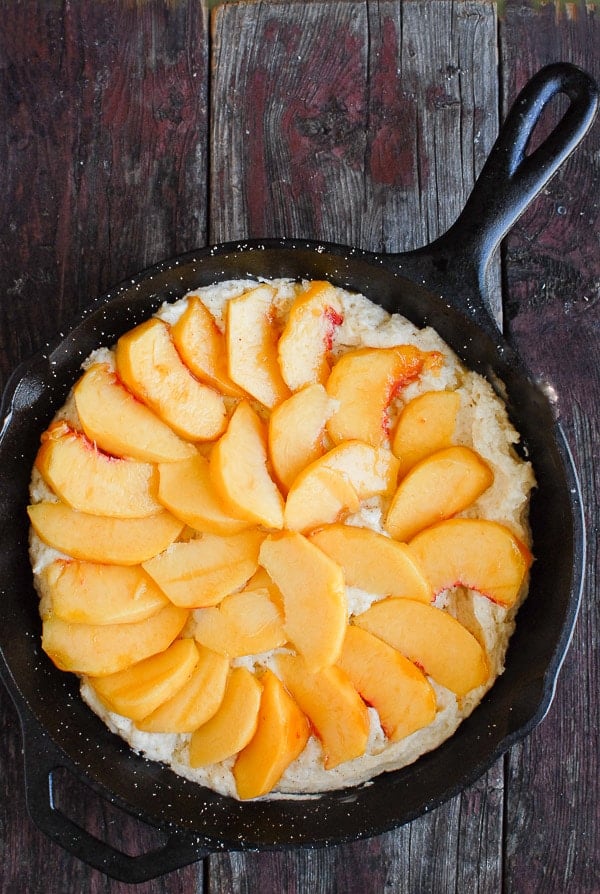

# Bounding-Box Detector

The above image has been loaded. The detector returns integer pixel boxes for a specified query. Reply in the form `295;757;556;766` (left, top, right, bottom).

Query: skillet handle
18;707;210;883
392;62;599;324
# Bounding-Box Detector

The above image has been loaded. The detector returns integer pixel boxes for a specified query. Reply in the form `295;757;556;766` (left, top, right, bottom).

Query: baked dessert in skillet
28;278;535;800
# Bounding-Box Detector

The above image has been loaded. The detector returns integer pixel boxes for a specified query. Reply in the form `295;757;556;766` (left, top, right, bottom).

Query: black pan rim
0;237;586;856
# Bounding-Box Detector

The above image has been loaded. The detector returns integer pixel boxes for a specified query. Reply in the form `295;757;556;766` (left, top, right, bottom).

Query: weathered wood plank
206;764;505;894
210;0;500;303
210;0;501;320
211;0;498;248
0;2;209;890
499;3;600;891
208;2;504;891
362;0;499;253
0;0;210;395
210;0;370;245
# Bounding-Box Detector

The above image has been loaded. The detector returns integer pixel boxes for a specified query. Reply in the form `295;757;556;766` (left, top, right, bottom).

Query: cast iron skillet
0;63;597;883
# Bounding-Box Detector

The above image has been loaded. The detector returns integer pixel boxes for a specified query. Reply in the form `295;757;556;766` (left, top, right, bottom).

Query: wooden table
1;2;598;891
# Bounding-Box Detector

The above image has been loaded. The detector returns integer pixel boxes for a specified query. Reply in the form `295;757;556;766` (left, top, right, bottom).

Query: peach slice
73;362;195;463
337;626;436;741
189;667;263;767
408;518;532;607
115;317;227;441
283;464;360;533
214;586;286;649
385;446;494;542
35;421;162;519
142;529;264;608
210;401;285;530
157;452;253;535
277;281;344;391
41;602;189;676
226;284;290;408
193;587;286;657
137;645;229;733
259;532;347;670
86;638;200;720
233;668;310;799
318;440;400;499
268;384;336;492
308;524;431;603
170;294;245;397
326;346;442;446
283;441;399;533
392;389;460;476
244;567;285;615
41;560;169;625
354;597;490;696
28;502;185;565
276;653;370;769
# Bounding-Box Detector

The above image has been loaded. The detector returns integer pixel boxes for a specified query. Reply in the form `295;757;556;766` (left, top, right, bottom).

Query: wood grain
0;0;210;394
0;2;209;891
499;3;600;891
208;2;503;890
210;0;498;247
211;0;503;319
0;0;598;891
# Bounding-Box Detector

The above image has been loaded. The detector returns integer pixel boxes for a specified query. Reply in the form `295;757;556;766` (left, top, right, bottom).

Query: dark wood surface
1;1;598;891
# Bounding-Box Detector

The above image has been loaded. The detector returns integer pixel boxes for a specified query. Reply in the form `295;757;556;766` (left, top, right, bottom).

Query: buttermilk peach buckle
28;279;534;800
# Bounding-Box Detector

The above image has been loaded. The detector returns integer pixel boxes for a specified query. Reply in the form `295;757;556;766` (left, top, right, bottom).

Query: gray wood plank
362;0;499;252
0;0;210;393
205;763;504;894
211;0;501;318
499;6;600;891
208;2;503;891
210;0;499;246
0;2;210;889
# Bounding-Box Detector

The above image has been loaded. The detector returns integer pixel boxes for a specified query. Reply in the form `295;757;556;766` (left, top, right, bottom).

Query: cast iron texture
0;63;596;882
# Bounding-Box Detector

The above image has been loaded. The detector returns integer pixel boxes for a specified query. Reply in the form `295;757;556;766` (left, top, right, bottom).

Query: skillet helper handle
19;712;210;883
401;62;599;308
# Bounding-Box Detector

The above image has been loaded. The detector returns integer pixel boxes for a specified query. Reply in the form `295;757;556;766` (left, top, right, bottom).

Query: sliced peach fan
28;278;534;801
